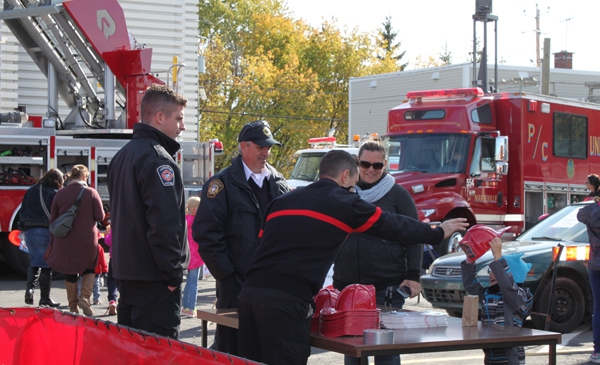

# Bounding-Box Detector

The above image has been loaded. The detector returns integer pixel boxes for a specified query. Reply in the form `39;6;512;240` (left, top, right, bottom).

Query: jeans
590;269;600;353
182;268;200;310
77;274;101;301
93;275;101;302
344;285;404;365
24;228;51;268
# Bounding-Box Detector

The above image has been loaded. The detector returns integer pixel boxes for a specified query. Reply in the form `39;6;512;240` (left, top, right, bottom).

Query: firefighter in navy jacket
237;150;468;365
193;120;290;355
108;85;189;339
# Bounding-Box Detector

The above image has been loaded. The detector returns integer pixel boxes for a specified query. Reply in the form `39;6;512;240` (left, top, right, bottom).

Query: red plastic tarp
0;307;260;365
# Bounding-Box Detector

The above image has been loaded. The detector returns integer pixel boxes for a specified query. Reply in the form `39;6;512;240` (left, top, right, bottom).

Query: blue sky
285;0;599;72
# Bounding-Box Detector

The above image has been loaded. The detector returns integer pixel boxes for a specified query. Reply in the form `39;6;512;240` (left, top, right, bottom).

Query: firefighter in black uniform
237;150;468;365
108;84;189;339
192;120;290;355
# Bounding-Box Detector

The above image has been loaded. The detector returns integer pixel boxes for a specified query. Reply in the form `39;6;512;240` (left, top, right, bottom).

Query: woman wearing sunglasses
333;139;421;365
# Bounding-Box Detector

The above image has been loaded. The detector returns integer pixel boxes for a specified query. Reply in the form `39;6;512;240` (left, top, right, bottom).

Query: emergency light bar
308;136;336;149
406;88;484;100
552;245;590;261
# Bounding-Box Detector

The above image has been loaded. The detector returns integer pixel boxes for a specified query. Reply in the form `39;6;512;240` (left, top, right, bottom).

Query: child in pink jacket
181;197;204;318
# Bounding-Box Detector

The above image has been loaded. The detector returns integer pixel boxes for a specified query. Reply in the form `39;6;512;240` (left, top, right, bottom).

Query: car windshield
384;134;470;173
518;203;590;243
289;153;323;182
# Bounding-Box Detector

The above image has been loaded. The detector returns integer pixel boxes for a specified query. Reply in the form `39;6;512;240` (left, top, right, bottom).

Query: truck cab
287;137;359;189
385;88;510;255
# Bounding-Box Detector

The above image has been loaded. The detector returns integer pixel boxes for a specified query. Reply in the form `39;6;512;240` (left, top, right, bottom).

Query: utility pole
535;4;540;67
524;4;549;68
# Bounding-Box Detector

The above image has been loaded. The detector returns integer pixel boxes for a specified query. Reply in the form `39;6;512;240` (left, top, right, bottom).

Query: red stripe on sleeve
354;207;382;233
258;229;263;238
265;207;383;234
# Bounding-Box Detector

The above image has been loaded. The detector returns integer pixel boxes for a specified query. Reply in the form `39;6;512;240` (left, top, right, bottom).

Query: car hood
429;239;582;267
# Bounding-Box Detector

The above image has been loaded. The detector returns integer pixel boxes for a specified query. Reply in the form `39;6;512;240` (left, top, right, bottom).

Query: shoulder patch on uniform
157;165;175;186
206;180;224;198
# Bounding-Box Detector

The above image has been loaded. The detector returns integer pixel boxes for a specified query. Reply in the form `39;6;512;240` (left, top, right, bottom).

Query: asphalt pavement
0;268;597;364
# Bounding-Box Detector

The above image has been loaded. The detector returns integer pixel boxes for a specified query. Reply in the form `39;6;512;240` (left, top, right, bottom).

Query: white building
349;63;600;141
0;0;200;141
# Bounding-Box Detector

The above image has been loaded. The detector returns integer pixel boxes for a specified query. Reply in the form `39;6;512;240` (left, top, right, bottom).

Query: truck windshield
289;152;323;182
384;134;470;173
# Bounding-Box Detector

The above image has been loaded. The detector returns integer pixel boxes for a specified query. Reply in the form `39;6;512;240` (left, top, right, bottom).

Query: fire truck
384;87;595;255
0;0;220;275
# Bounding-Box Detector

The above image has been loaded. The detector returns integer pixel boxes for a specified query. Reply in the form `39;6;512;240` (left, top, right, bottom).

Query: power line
199;109;348;123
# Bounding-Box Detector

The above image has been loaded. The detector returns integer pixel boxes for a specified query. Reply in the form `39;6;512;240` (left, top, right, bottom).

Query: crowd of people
18;84;600;365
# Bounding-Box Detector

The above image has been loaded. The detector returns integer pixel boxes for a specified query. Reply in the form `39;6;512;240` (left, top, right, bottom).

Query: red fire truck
0;0;220;275
385;87;595;255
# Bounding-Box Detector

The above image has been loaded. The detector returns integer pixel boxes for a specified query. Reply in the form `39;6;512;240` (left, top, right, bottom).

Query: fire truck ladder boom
0;0;123;128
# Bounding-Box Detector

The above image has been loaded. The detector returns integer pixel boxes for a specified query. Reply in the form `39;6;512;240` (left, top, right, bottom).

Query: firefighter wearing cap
192;120;290;355
237;150;468;365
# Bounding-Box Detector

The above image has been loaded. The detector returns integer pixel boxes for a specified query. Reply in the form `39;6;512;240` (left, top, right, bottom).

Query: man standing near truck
108;84;189;339
193;120;290;355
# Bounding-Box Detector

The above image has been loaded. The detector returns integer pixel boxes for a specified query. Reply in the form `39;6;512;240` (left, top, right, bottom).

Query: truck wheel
1;235;29;277
531;277;584;333
434;230;464;256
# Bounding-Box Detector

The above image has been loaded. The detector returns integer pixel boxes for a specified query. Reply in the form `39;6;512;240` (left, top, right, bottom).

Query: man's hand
440;218;469;239
489;237;503;260
400;280;421;299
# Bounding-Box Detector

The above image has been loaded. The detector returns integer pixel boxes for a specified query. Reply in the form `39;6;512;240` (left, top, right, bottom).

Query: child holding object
461;237;534;365
181;196;204;318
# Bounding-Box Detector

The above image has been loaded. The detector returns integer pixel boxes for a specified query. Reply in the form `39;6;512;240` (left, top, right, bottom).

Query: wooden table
196;309;561;365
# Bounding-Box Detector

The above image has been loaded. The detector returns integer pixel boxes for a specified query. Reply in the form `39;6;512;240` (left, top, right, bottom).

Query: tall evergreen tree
376;16;407;70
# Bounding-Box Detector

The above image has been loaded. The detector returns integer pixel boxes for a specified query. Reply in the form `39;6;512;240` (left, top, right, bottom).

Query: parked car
420;201;593;333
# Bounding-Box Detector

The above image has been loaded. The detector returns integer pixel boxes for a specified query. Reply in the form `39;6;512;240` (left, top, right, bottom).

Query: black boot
38;271;60;308
25;266;40;305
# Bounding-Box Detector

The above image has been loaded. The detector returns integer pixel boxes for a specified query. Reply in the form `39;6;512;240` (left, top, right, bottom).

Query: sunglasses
239;121;270;142
359;161;385;170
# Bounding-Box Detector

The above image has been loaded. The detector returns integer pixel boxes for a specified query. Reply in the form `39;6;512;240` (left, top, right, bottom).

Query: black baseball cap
238;120;281;147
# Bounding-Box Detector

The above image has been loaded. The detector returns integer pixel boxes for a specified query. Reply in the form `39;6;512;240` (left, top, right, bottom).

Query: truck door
466;136;508;221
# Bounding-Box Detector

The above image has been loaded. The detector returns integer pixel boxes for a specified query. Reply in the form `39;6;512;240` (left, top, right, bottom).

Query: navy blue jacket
107;123;189;287
20;184;57;229
192;155;289;283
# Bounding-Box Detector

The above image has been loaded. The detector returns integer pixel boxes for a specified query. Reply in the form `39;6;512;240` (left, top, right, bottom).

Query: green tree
375;16;407;71
439;42;452;65
196;0;385;175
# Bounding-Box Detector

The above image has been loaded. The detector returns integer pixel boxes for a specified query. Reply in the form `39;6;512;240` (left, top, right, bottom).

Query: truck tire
435;229;465;256
531;277;585;333
1;235;29;277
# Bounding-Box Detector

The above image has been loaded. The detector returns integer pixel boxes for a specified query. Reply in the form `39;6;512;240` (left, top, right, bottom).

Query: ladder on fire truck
0;0;156;131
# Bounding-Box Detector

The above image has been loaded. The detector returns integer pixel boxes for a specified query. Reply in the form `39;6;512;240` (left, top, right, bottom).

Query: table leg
201;319;208;348
360;354;368;365
549;342;556;365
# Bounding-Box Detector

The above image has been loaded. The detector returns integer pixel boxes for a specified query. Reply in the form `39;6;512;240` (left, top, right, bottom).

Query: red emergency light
210;139;223;154
308;137;336;144
406;88;484;100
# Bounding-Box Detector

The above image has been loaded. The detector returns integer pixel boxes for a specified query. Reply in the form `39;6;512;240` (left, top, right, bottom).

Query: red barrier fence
0;307;260;365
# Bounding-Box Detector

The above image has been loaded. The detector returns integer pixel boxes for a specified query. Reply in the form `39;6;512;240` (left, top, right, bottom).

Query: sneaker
93;300;102;305
187;308;196;318
108;300;117;316
591;353;600;363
